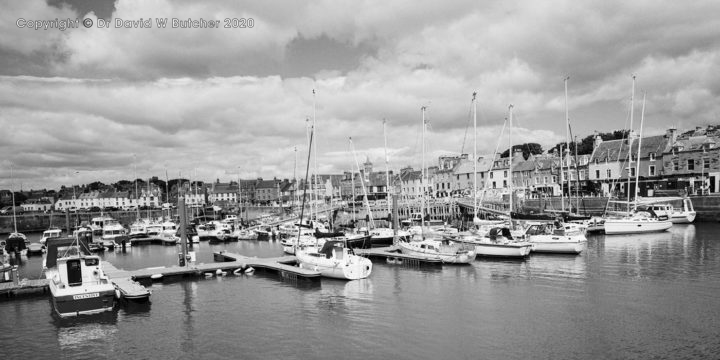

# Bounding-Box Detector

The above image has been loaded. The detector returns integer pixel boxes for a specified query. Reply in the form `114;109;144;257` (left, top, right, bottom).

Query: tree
500;143;544;159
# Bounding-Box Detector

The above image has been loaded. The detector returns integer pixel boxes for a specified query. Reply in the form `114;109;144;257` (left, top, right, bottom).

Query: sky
1;0;720;191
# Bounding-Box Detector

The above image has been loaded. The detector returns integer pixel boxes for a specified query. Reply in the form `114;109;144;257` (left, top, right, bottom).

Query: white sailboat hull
474;242;532;257
530;241;583;254
295;249;372;280
397;240;476;264
604;219;672;235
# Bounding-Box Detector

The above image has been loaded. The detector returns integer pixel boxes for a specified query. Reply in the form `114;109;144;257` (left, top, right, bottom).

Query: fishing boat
39;227;63;245
44;237;116;317
90;215;116;236
128;219;150;238
295;240;372;280
3;233;27;257
100;218;126;248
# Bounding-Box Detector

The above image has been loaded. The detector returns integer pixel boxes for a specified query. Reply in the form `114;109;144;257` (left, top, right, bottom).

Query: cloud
2;0;720;190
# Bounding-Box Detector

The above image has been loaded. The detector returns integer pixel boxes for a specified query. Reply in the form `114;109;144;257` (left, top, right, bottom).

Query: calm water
2;224;720;359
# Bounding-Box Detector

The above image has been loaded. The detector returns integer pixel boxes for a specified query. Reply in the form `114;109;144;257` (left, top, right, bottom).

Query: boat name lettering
73;292;100;300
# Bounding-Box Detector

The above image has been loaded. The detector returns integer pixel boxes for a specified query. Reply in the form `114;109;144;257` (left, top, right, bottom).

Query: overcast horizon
2;0;719;191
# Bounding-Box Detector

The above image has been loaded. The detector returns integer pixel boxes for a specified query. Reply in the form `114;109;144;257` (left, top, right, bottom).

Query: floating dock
213;251;321;281
355;246;443;267
129;237;178;246
0;278;49;298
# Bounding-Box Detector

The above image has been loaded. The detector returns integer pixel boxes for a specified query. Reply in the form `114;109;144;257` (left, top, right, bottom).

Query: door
67;259;83;286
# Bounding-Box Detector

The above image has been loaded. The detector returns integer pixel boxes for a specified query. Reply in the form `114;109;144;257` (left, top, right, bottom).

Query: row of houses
4;125;719;212
318;125;720;201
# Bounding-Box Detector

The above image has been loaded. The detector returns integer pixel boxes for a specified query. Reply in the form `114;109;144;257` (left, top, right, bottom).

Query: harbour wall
0;206;286;234
519;195;720;222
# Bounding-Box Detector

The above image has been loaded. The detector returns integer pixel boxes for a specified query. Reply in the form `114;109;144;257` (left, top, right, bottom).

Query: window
492;181;497;189
594;158;599;165
687;159;694;171
703;157;710;169
673;160;679;171
595;170;600;179
579;172;585;180
503;180;507;187
552;176;557;183
630;168;636;177
503;170;508;178
543;176;548;184
606;169;612;178
649;152;656;161
490;172;494;179
649;165;656;176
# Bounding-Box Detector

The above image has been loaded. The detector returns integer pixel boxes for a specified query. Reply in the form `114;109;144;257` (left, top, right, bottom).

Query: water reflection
54;311;118;352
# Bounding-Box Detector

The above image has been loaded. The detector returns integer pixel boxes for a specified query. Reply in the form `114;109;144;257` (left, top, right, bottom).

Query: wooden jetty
213;251;321;281
355;246;443;267
129;236;178;246
0;278;49;298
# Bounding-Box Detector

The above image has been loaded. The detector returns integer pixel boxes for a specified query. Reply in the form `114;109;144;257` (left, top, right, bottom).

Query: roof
591;134;669;162
453;156;495;175
213;183;239;194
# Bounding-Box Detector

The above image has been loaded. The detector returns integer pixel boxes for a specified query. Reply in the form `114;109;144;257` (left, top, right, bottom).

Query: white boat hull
473;242;532;258
397;241;476;264
604;219;672;235
295;248;372;280
530;241;583;254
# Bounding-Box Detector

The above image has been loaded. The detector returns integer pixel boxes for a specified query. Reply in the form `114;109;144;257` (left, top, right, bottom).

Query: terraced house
660;126;720;195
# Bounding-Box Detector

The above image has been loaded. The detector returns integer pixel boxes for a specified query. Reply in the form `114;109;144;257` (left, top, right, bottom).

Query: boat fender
233;268;243;275
205;272;214;278
150;274;163;280
245;267;255;274
115;289;121;299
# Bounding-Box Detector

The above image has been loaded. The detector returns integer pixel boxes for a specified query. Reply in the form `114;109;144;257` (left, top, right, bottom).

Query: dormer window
594;158;599;165
649;152;656;161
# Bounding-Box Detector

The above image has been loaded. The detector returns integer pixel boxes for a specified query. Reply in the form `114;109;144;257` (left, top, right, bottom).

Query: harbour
2;224;720;359
4;0;720;358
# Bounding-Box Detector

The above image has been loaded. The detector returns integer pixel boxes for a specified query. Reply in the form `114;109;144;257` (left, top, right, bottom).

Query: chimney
593;131;603;150
665;126;677;144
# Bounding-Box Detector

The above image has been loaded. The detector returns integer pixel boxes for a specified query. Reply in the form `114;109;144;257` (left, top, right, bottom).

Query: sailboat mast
297;126;314;245
135;154;140;220
10;164;17;233
383;119;391;219
305;118;312;221
635;92;646;204
293;146;298;210
627;75;636;211
508;105;514;218
562;76;570;212
421;106;426;237
312;89;319;222
349;138;374;228
472;92;478;219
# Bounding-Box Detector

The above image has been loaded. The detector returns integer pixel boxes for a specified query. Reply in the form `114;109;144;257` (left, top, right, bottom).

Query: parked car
0;206;24;215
